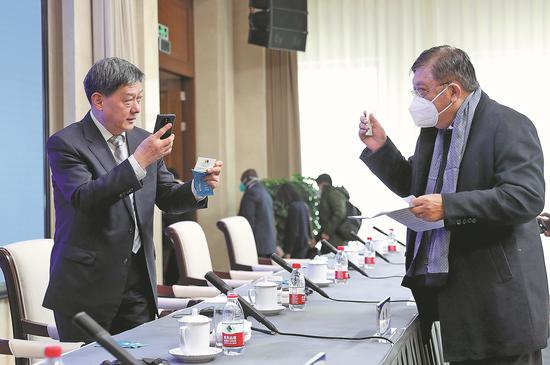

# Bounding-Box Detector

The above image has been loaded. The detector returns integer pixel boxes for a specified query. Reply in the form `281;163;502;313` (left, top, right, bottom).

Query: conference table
60;253;445;365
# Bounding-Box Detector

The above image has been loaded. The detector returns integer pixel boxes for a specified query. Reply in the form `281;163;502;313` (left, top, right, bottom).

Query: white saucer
169;347;222;363
312;279;333;287
255;304;286;315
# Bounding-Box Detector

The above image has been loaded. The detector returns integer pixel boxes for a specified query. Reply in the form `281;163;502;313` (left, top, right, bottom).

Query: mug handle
179;326;188;349
247;288;256;305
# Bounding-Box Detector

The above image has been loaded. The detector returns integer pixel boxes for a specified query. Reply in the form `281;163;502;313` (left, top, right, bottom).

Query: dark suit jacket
361;92;548;361
238;182;276;256
43;112;206;323
282;201;311;258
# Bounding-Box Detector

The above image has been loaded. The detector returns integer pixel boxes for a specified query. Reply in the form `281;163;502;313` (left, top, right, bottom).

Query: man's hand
538;212;550;237
410;194;444;222
204;160;223;190
321;233;330;241
134;123;174;169
358;111;387;152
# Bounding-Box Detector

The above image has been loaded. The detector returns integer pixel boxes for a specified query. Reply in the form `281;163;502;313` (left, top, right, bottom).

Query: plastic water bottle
363;237;376;269
388;228;397;252
44;345;64;365
222;292;245;355
334;246;349;284
289;263;306;311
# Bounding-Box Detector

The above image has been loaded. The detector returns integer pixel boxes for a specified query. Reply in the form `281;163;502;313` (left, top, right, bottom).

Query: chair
0;338;82;361
166;221;271;285
0;240;58;343
216;216;279;271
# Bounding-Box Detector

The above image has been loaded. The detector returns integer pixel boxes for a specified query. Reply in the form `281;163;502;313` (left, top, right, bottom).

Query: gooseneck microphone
349;231;391;264
270;254;330;298
372;226;407;248
204;271;279;333
72;312;143;365
320;240;402;280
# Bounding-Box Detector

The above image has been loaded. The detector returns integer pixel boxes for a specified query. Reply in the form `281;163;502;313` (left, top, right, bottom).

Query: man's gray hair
83;57;144;102
411;45;480;92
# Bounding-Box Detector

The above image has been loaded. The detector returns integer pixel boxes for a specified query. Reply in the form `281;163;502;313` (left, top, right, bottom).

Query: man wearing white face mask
358;45;547;365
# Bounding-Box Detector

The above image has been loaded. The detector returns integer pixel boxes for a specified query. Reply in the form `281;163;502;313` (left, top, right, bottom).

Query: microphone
320;240;371;278
204;271;279;333
270;254;330;299
372;226;406;248
72;312;143;365
349;231;391;263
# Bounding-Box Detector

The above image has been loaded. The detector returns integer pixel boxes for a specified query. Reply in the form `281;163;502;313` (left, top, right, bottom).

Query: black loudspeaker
248;0;308;52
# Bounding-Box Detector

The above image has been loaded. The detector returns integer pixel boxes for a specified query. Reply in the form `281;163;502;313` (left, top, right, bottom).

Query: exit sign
158;23;169;40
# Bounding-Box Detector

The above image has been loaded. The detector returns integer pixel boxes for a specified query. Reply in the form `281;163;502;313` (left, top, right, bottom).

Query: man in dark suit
44;57;223;341
358;46;547;364
238;169;276;257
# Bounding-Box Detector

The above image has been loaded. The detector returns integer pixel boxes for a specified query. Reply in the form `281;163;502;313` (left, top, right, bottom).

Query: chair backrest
166;221;213;285
216;216;259;270
0;239;55;341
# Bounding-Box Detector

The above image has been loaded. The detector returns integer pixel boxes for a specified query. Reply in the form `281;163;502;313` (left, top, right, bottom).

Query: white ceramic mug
178;308;211;354
247;281;278;309
307;260;328;282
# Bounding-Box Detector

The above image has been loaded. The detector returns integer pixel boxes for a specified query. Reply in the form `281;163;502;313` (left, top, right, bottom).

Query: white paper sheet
350;195;444;232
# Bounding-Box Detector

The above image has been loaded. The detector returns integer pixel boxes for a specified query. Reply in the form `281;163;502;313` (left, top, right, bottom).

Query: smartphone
154;114;175;139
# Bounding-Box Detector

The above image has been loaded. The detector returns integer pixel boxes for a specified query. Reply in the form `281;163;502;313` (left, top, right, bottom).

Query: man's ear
90;92;103;111
450;83;462;103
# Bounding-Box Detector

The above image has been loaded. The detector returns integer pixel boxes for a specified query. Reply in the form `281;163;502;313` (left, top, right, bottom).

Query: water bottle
363;237;376;269
288;263;306;311
222;292;245;355
334;246;349;284
388;228;397;252
44;345;64;365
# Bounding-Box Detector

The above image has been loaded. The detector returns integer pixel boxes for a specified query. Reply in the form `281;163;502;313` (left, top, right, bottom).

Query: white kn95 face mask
408;84;454;128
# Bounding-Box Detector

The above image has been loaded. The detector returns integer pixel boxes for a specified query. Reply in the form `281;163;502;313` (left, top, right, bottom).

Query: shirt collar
90;109;126;142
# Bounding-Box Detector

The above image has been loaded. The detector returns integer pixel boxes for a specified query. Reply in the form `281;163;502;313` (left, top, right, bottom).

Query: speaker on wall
248;0;308;52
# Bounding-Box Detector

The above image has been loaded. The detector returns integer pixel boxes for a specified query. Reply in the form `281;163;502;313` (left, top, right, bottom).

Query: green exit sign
158;23;169;40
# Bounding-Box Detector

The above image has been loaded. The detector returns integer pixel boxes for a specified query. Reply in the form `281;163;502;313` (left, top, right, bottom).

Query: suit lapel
82;113;135;219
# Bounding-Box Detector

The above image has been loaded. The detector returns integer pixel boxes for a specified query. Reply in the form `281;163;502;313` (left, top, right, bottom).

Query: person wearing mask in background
358;45;546;364
44;57;223;341
315;173;348;252
538;212;550;237
276;183;313;259
238;169;277;257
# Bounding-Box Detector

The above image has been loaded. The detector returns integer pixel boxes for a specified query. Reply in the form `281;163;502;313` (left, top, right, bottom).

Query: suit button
457;220;461;225
467;218;472;223
122;258;129;265
128;188;134;193
472;218;477;223
128;227;134;235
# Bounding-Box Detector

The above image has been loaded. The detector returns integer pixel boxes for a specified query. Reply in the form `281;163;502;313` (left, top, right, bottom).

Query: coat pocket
61;245;96;266
487;243;513;283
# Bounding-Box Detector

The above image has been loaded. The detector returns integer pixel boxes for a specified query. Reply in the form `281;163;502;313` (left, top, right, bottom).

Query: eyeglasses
410;83;449;99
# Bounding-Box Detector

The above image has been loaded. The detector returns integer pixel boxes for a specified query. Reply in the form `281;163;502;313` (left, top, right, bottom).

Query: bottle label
222;322;244;347
365;256;375;265
335;270;348;280
388;245;397;252
289;293;306;305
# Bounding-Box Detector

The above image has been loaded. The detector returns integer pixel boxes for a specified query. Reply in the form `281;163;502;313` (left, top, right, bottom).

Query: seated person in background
276;183;313;259
238;169;277;257
538;212;550;237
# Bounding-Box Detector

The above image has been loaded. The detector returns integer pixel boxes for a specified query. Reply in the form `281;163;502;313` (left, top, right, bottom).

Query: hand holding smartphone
154;114;175;139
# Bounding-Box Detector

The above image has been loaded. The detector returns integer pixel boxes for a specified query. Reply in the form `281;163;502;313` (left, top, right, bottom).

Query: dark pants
451;350;542;365
55;247;155;342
